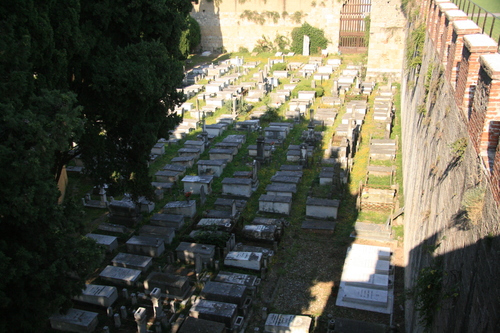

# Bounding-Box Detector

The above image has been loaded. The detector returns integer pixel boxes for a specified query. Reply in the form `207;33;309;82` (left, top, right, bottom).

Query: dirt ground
245;232;406;332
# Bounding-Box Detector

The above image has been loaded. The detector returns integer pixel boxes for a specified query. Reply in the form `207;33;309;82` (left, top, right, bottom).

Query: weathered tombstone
189;299;239;329
73;284;118;308
134;307;148;333
144;272;191;299
99;266;141;286
200;185;206;206
114;313;121;328
151;287;163;319
49;309;99;333
111;252;153;272
200;281;248;309
224;251;263;271
265;313;313;333
252;159;260;189
178;316;226;333
303;35;310;56
120;305;127;319
175;242;216;266
85;233;118;253
126;235;165;257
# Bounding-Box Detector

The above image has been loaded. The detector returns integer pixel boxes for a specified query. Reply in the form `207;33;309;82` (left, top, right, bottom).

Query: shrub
291;22;328;55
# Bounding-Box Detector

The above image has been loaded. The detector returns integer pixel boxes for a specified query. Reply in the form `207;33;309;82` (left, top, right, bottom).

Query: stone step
351;222;393;242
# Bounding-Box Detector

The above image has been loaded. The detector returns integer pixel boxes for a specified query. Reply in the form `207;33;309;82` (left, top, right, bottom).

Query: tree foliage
179;16;201;59
291;22;329;55
0;0;192;330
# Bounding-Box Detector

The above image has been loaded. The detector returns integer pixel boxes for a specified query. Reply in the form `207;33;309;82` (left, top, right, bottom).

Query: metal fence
452;0;500;49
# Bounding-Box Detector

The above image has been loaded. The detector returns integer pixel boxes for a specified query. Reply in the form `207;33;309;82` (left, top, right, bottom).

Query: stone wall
402;1;500;331
191;0;341;53
365;0;406;81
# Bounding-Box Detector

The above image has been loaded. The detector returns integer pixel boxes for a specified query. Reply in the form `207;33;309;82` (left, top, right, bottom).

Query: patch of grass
357;210;390;224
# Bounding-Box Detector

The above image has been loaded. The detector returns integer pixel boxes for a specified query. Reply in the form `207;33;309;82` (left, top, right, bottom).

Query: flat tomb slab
144;272;190;299
214;271;261;290
189;299;238;329
242;224;278;242
176;242;215;265
222;178;253;197
214;198;247;212
331;317;389;333
163;200;197;218
150;213;185;230
125;235;165;257
270;175;301;185
50;308;99;333
340;267;391;290
111;252;153;272
336;285;392;314
280;165;303;171
197;218;234;232
259;194;293;215
171;155;196;167
85;233;118;253
265;183;297;197
99;265;141;286
139;225;175;244
224;251;263;271
264;313;312;333
73;284;118;308
306;197;340;219
301;219;336;233
200;281;247;308
347;243;392;260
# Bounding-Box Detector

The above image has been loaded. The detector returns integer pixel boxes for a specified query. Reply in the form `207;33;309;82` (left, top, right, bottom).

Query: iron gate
339;0;372;53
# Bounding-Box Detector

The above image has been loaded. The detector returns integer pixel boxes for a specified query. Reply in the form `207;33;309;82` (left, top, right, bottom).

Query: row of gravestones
58;54;363;333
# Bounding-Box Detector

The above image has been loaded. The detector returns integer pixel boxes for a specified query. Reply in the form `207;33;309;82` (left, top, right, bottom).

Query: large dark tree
0;0;192;331
74;0;192;198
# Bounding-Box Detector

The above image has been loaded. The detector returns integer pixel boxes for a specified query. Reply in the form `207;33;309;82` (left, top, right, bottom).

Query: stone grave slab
107;199;142;226
139;225;175;244
259;194;292;215
336;285;391;313
205;124;226;137
99;265;141;286
200;281;248;308
126;235;165;257
340;267;391;290
264;313;312;333
306;197;340;219
233;243;274;257
97;222;129;234
151;143;165;155
171;155;196;167
301;219;336;234
197;218;234;232
111;252;153;272
189;299;239;329
163;200;197;218
178;317;226;333
248;144;272;158
144;272;190;299
85;233;118;253
155;170;180;183
177;147;201;159
224;251;263;271
181;175;214;195
270;175;301;185
223;134;247;146
214;271;261;295
242;224;278;242
73;284;118;308
151;181;175;194
222;178;253;198
214;198;247;212
214;141;240;151
209;148;237;162
150;213;185;230
175;242;215;266
265;183;297;197
346;244;392;261
274;170;303;180
197;159;227;177
50;308;99;333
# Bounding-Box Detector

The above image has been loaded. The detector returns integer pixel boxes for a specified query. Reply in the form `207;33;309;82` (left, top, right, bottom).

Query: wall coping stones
463;34;498;52
479;54;500;80
452;19;481;34
444;9;467;21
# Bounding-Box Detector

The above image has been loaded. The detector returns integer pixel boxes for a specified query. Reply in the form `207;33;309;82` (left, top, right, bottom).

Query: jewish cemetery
2;0;500;332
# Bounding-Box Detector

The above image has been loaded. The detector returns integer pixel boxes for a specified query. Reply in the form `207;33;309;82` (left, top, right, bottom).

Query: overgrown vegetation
291;22;329;55
449;137;468;160
460;186;485;224
406;24;426;72
179;16;201;59
406;258;459;329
